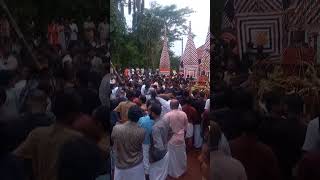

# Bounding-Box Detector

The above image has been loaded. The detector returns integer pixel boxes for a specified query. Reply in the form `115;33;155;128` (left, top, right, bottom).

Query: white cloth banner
114;162;145;180
142;144;150;175
194;124;203;148
149;152;170;180
168;143;187;178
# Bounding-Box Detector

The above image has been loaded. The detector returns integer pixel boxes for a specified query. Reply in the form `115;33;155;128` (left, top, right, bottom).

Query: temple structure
159;27;171;75
181;21;199;79
199;29;210;78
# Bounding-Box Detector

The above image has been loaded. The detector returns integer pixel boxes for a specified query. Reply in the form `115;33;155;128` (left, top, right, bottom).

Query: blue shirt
138;115;155;145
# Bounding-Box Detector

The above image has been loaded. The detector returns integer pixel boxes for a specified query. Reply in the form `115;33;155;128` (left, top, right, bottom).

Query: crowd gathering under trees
2;0;320;180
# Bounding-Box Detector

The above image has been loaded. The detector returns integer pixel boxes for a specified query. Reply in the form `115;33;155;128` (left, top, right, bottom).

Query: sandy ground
167;149;202;180
111;149;202;180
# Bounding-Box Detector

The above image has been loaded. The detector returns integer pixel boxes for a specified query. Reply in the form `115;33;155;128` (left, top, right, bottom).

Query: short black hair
58;138;104;180
139;95;146;104
126;89;135;101
230;88;253;110
149;88;157;99
146;98;161;108
149;102;162;116
93;105;111;133
170;99;179;110
184;97;191;105
240;111;261;134
199;91;205;98
128;105;144;122
52;89;82;122
264;91;282;112
284;94;304;115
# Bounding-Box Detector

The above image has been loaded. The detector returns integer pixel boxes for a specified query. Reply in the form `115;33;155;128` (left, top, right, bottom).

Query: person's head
208;121;222;151
170;99;179;110
52;89;82;124
231;88;253;111
58;137;104;180
92;105;111;134
139;95;146;104
126;89;135;101
128;105;144;123
284;94;304;118
184;96;191;105
25;89;48;114
148;102;162;120
264;91;282;115
199;91;206;99
149;87;157;99
240;110;261;136
76;68;89;88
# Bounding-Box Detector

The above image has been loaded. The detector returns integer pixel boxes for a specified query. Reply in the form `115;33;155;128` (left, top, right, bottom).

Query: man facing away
111;105;146;180
164;99;188;178
149;102;172;180
138;100;156;179
13;90;83;180
113;89;136;123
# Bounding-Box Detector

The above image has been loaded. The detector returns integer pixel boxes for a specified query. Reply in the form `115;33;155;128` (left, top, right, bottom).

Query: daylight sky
125;0;210;56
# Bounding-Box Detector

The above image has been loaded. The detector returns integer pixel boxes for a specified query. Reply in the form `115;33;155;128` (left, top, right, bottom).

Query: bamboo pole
0;0;40;70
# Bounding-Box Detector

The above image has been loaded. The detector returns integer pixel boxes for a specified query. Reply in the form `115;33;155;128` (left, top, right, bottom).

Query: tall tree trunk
128;0;131;14
141;0;144;12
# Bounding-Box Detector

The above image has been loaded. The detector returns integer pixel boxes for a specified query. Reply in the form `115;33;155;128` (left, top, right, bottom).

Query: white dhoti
193;124;203;148
149;152;170;180
114;162;145;180
168;143;187;178
186;123;194;138
142;144;150;175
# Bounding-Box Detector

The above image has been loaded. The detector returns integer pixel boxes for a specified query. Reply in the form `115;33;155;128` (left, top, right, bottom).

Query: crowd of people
207;38;320;180
0;14;111;180
109;69;210;180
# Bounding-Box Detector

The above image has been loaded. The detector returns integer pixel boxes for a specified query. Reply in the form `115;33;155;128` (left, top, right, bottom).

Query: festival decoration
181;21;199;79
236;13;283;60
159;26;171;75
199;28;210;78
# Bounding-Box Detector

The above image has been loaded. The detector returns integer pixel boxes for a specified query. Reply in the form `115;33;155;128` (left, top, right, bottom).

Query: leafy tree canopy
111;1;194;69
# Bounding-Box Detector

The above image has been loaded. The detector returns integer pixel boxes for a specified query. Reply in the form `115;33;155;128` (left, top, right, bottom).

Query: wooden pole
0;0;40;70
110;61;124;83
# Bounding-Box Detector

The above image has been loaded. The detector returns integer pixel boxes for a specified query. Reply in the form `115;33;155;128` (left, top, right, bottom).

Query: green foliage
111;2;193;69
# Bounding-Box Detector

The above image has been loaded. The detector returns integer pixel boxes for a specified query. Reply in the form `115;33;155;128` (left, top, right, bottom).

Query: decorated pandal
219;0;320;119
159;21;210;92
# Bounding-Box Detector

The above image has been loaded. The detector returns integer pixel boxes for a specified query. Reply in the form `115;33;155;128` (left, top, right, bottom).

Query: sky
125;0;210;56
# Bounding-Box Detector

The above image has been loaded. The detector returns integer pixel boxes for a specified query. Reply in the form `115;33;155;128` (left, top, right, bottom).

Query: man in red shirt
182;97;201;151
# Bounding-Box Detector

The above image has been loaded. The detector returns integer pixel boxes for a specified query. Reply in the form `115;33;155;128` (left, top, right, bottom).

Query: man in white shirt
69;19;78;41
98;17;108;46
302;117;320;152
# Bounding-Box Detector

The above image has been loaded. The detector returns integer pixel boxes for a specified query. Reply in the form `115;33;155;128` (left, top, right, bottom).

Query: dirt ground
111;149;202;180
167;149;202;180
